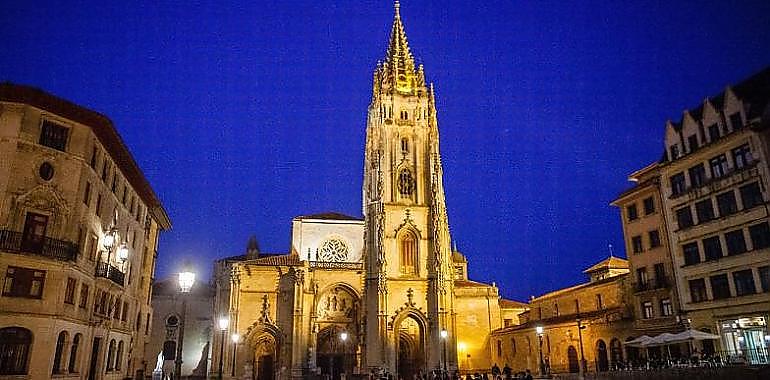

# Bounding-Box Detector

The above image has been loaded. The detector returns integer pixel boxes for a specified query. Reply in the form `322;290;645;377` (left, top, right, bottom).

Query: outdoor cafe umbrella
624;335;653;348
669;329;721;356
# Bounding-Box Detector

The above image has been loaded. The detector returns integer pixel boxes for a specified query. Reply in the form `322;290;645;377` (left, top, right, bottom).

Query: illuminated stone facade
0;84;171;379
210;3;523;379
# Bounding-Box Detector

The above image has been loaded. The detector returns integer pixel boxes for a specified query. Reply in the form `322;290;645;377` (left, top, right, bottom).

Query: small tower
246;235;260;259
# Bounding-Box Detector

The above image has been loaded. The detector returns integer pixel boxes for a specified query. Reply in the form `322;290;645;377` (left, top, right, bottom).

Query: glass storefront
719;316;769;364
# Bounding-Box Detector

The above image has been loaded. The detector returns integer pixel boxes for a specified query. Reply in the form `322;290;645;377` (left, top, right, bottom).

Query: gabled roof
500;298;528;309
295;212;363;221
583;256;629;274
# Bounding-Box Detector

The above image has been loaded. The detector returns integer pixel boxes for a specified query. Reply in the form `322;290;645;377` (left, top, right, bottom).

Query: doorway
596;340;608;372
567;346;579;373
396;316;424;380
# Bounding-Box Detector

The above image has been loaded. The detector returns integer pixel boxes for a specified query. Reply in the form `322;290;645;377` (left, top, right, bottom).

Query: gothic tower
363;1;457;375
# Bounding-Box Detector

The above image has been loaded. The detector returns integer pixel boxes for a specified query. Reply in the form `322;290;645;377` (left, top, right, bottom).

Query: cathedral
212;3;526;379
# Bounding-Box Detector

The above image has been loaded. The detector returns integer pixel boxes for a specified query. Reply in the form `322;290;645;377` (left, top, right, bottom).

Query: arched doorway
317;326;354;380
253;335;277;380
596;340;609;372
396;315;424;380
567;346;579;373
609;338;622;369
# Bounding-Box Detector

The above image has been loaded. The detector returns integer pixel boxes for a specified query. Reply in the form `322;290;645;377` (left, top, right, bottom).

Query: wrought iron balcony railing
95;262;125;286
0;229;78;261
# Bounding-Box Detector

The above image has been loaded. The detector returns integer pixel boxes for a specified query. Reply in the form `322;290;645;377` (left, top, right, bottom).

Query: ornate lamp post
340;331;348;379
536;326;545;377
175;267;196;380
231;333;240;377
102;227;117;262
440;330;448;375
218;317;229;379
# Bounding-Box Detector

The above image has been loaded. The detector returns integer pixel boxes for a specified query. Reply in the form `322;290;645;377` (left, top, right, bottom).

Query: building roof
583;256;628;274
247;253;302;266
454;279;493;288
499;298;528;309
294;212;363;221
0;82;171;229
530;272;628;302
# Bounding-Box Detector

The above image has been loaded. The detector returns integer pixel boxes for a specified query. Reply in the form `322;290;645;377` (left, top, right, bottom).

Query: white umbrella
624;335;653;347
645;333;678;347
669;329;720;343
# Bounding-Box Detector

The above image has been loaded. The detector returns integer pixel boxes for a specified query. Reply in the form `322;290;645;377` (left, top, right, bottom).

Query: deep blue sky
2;1;769;301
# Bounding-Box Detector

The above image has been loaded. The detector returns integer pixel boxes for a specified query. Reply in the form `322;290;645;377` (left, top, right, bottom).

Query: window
101;161;108;182
649;230;661;249
21;212;48;253
660;299;673;316
703;236;722;262
68;334;81;373
631;235;643;254
641;301;653;319
0;327;32;375
732;144;752;169
497;340;502;358
64;278;76;304
122;301;128;321
636;268;648;287
739;182;763;210
400;110;408;120
3;266;46;299
627;204;638;221
716;191;738;216
52;331;67;374
596;294;603;310
733;269;756;296
106;339;116;371
111;174;117;193
643;197;655;215
688;164;706;188
670;172;686;196
115;341;124;370
707;123;720;142
721;229;748;257
39;120;69;151
749;222;770;250
503;319;512;327
83;182;92;206
654;263;666;287
88;233;98;261
669;144;680;160
689;279;707;303
676;207;693;229
729;112;743;130
709;154;729;178
401;138;409;154
90;147;98;168
95;194;102;217
683;243;700;266
695;199;715;223
79;284;89;309
399;231;418;275
553;303;559;316
687;135;699;152
511;338;516;356
710;274;731;300
317;238;349;262
759;266;770;292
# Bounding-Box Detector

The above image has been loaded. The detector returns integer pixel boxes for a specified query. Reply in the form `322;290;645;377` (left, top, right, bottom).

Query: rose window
318;238;349;262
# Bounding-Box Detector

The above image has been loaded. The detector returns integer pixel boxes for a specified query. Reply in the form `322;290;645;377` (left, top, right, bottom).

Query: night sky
2;1;769;301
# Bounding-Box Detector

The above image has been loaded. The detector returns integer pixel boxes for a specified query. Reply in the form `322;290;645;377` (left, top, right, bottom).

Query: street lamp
340;331;348;379
536;326;545;377
231;333;240;377
174;266;196;380
440;330;448;375
218;317;229;379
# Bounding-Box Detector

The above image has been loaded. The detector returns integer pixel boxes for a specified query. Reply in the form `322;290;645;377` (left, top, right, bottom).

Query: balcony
635;277;670;293
95;262;125;286
0;229;78;261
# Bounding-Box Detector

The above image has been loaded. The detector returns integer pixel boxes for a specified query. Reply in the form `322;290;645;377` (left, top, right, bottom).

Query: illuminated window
400;231;418;275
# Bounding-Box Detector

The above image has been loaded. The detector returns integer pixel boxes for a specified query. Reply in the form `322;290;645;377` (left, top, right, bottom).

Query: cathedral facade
212;4;525;379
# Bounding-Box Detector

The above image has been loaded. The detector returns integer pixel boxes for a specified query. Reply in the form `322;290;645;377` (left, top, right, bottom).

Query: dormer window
707;124;720;142
687;135;699;153
669;144;680;160
729;113;743;130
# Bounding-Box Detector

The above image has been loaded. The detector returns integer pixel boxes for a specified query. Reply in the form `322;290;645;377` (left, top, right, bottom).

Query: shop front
718;316;769;365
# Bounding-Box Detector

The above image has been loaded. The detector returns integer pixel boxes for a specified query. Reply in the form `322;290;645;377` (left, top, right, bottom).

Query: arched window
115;341;124;371
68;333;81;373
106;339;116;371
399;231;418;275
52;331;68;374
401;138;409;154
0;327;32;375
318;238;349;262
400;110;408;120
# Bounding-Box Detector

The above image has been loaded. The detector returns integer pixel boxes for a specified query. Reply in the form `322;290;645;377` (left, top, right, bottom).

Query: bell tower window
400;231;418;275
398;168;414;197
400;110;408;120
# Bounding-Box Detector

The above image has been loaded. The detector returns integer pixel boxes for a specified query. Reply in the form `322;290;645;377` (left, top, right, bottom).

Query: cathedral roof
295;212;363;221
247;253;302;266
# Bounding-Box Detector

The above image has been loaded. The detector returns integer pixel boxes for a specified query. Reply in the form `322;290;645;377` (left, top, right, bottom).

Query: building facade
0;83;171;379
612;163;683;337
210;4;523;379
617;67;770;363
489;257;635;375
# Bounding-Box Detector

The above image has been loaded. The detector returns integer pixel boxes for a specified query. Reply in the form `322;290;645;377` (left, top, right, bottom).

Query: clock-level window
400;231;418;275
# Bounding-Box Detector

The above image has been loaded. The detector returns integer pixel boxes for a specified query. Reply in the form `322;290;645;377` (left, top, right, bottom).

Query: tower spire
385;0;416;77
